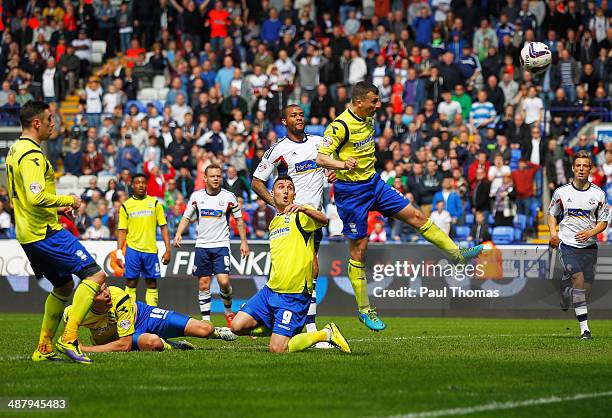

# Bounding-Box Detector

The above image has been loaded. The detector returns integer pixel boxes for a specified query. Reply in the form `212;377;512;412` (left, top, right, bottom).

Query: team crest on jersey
29;182;42;194
258;162;269;172
148;202;153;208
219;200;225;207
323;136;333;147
285;214;291;223
589;198;596;205
119;319;131;330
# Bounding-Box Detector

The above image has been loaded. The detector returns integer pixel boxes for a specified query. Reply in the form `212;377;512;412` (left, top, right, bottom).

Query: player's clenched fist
71;195;82;209
343;157;357;170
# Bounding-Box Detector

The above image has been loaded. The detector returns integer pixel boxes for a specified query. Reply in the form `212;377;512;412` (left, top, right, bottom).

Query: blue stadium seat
464;213;474;226
510;149;522;161
488;214;494;225
124;100;146;114
454;226;470;241
492;226;514;244
514;227;523;242
514;214;527;230
305;125;325;136
275;124;287;138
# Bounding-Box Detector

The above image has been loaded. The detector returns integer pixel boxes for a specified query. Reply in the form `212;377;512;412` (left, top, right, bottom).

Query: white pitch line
350;333;573;342
379;391;612;418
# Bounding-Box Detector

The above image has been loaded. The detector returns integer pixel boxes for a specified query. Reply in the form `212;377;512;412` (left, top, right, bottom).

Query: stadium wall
1;241;612;319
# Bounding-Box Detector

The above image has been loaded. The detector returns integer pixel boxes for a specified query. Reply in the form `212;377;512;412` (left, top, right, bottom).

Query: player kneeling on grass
230;176;351;353
63;283;236;352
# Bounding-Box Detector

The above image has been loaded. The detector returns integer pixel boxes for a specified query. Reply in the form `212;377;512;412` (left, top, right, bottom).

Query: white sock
199;290;211;322
323;327;332;341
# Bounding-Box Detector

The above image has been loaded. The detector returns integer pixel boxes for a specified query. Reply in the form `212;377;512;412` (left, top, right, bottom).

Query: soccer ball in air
520;42;552;75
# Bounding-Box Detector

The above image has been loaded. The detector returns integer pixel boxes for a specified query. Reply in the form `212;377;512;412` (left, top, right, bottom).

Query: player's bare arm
173;217;191;248
81;336;133;353
116;228;127;268
235;217;250;258
316;153;357;171
547;215;560;248
575;221;608;243
160;224;172;265
251;177;275;206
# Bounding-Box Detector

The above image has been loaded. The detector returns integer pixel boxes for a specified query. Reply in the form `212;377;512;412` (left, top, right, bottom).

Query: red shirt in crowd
208;9;230;38
511;162;540;199
144;162;176;199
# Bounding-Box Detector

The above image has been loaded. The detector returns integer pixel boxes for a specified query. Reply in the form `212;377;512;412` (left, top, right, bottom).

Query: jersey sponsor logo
269;226;290;239
295;159;318;173
29;182;42;194
129;209;154;218
200;208;223;218
353;135;374;150
567;208;590;218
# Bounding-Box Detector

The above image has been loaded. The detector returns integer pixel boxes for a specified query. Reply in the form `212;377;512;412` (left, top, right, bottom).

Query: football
520;42;553;74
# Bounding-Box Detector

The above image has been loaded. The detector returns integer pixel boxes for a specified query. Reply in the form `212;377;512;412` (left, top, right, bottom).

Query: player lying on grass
63;283;236;352
230;176;351;354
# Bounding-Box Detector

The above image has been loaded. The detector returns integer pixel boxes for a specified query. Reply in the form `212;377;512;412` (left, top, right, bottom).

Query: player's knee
191;320;214;337
268;341;288;353
142;335;164;351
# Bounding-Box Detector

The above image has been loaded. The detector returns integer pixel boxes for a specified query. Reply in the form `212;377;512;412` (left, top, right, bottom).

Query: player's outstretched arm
81;336;132;352
316;153;356;171
251;177;275;206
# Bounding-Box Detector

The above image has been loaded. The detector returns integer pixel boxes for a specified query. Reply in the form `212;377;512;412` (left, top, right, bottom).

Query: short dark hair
19;101;49;128
273;175;294;187
281;104;302;119
351;81;379;102
572;150;593;167
205;164;222;175
132;173;146;183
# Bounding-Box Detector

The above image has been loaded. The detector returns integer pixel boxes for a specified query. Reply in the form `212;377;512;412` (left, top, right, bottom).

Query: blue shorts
131;301;191;350
559;243;598;284
240;285;310;337
124;246;161;279
21;229;101;287
334;173;410;239
194;247;230;277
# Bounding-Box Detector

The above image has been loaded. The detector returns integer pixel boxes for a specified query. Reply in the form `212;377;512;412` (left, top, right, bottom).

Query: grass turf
1;314;612;418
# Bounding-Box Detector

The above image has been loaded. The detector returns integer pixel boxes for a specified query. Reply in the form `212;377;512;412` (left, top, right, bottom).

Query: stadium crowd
1;0;612;244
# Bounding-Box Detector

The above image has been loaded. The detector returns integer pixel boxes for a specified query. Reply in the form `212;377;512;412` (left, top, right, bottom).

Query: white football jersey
253;134;325;210
549;182;609;248
183;189;241;248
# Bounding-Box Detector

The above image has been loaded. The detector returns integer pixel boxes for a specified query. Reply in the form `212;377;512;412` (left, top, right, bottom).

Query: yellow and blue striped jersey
118;196;167;254
5;138;75;244
320;108;376;182
267;205;320;294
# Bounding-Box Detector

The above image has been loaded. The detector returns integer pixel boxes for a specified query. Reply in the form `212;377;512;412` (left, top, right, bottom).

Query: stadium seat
514;227;523;242
488;214;494;225
137;88;158;102
464;213;474;226
305;125;325;136
514;214;527;230
510;149;522;161
58;176;78;188
97;175;116;188
124;100;146;113
78;175;96;188
157;88;169;101
91;52;103;65
454;226;470;241
91;41;107;64
492;226;514;244
153;75;166;90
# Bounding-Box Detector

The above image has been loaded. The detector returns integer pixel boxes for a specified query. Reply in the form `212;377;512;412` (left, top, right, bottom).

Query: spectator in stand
468;211;492;244
252;198;275;239
176;166;195;199
63;138;83;175
488;153;511;195
116;134;142;175
493;174;516;227
432;177;463;223
223;165;248;202
72;28;92;78
420;160;443;216
512;159;540;219
42;57;63;103
144;158;176;201
207;0;231;51
505;112;530;149
430;200;452;235
198;120;228;155
83;217;111;240
81;141;104;175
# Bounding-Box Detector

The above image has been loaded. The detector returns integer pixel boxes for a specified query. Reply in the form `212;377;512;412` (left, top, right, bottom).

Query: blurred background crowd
1;0;612;245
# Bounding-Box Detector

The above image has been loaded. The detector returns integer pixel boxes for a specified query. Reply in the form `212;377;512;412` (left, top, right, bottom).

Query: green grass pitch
1;314;612;418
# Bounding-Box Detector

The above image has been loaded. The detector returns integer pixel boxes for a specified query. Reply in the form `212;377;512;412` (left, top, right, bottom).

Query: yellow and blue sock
62;279;100;342
37;291;69;353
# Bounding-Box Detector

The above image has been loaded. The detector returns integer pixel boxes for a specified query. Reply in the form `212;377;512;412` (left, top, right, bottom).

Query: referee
117;174;172;306
548;151;609;339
